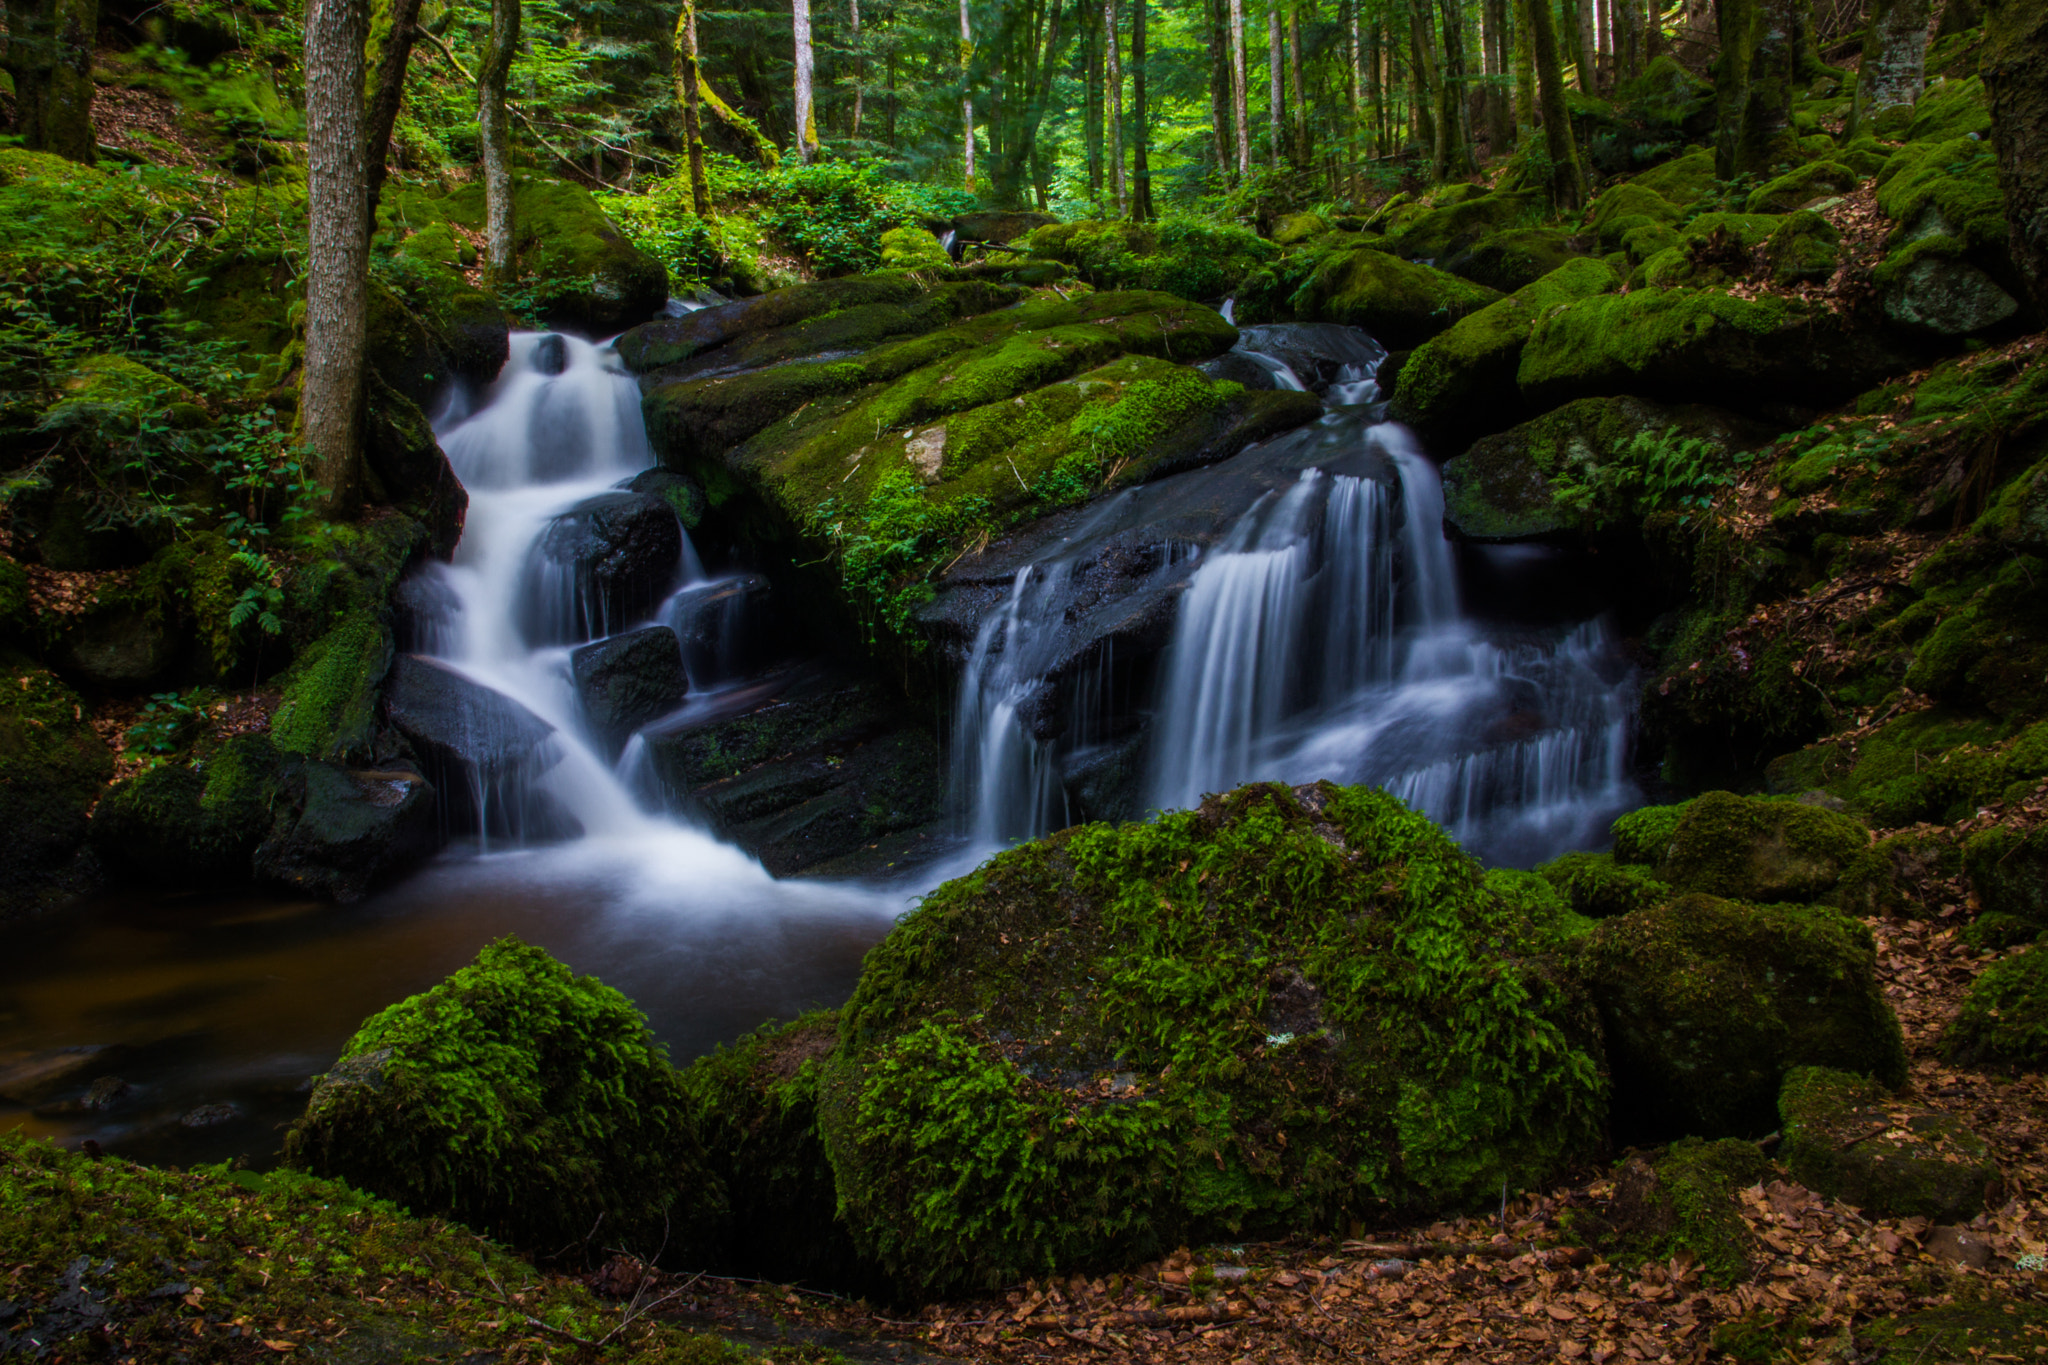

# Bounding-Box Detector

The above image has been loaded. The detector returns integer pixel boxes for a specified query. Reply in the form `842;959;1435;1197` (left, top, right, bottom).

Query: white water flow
417;333;895;908
950;563;1075;845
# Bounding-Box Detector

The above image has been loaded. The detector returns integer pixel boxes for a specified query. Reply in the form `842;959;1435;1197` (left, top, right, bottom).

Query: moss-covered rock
1588;182;1683;251
1778;1066;1998;1220
1517;288;1913;417
1290;246;1502;348
1744;161;1861;214
252;761;441;903
1389;191;1547;266
1594;1138;1771;1286
1443;226;1589;293
817;782;1607;1294
1630;150;1719;209
1873;137;2016;334
1766;210;1843;285
270;614;394;765
0;664;111;919
1536;851;1673;919
1861;1299;2048;1365
1943;946;2048;1070
1639;790;1871;902
1271;212;1330;245
89;734;289;890
1576;893;1907;1141
1022;218;1279;302
1905;75;1993;143
1394;257;1619;447
285;937;726;1256
880;225;951;270
1962;825;2048;925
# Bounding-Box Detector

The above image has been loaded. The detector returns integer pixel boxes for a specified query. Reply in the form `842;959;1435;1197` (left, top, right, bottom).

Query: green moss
0;663;111;917
1537;851;1672;918
879;225;950;270
0;1131;745;1364
820;782;1607;1295
1963;912;2042;951
1862;1299;2048;1365
1023;217;1278;301
1744;161;1860;214
1904;555;2048;717
1630;150;1719;209
1766;210;1842;284
1906;76;1992;142
90;733;287;889
1588;183;1682;250
1290;246;1503;348
1449;226;1588;292
270;613;394;764
1611;801;1685;865
1943;945;2048;1069
1389;191;1546;264
1963;825;2048;924
1831;831;1964;918
1778;1065;1997;1219
1649;790;1870;902
1576;893;1907;1140
285;937;726;1257
1875;138;2007;256
1602;1138;1771;1286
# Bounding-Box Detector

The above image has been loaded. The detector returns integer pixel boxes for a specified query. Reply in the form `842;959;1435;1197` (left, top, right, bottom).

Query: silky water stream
0;332;899;1164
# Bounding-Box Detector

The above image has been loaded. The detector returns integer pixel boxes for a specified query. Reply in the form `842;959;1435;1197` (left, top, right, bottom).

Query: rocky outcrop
1778;1066;1999;1221
570;625;688;753
254;763;441;903
519;491;683;646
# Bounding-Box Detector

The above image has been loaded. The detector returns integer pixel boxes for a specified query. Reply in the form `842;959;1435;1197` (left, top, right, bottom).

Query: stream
0;315;1642;1164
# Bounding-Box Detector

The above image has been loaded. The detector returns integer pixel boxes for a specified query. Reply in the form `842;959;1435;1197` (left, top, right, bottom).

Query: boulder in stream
1290;245;1503;348
382;654;569;839
254;762;441;903
816;781;1606;1295
285;937;728;1258
519;490;682;646
570;625;688;751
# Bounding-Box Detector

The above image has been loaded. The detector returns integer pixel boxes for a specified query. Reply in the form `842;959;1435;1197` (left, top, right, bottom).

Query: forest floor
607;888;2048;1365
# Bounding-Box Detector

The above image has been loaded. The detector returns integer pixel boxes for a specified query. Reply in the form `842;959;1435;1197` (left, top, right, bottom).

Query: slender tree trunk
960;0;975;190
1086;0;1104;200
1715;0;1797;178
1268;2;1284;167
1287;2;1306;164
1983;0;2048;313
363;0;424;214
1529;0;1588;207
1132;0;1153;219
1566;0;1594;88
1348;0;1365;186
886;49;897;148
2;0;99;162
1105;0;1126;212
672;0;712;217
478;0;518;278
1847;0;1933;138
1483;0;1512;152
1208;0;1232;178
1512;0;1536;127
304;0;369;519
849;0;863;138
793;0;818;161
1229;0;1252;176
1410;2;1441;176
1439;0;1477;175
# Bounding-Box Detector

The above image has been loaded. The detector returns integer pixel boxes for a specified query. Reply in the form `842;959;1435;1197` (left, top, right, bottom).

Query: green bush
1944;946;2048;1070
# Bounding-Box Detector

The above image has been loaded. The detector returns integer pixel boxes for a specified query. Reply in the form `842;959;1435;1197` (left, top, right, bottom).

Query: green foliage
284;937;728;1258
823;782;1607;1295
1550;424;1753;528
807;465;994;637
1943;946;2048;1070
123;690;203;758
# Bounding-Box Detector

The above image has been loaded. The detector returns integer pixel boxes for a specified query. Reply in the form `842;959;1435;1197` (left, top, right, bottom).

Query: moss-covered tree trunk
959;0;976;191
671;0;712;218
477;0;518;278
1132;0;1154;220
1847;0;1932;139
1;0;99;164
1983;0;2048;313
1512;0;1536;127
1206;0;1231;178
363;0;424;216
303;0;370;520
1566;0;1594;90
1484;0;1514;152
1085;1;1105;199
1714;0;1799;179
1529;0;1587;208
792;0;819;162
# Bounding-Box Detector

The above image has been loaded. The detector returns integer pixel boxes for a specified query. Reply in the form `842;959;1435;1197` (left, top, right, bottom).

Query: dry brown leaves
89;77;226;177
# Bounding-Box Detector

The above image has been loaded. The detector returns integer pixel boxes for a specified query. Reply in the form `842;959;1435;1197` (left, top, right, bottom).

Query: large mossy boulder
1387;190;1546;266
1290;246;1503;348
1593;1138;1771;1286
89;735;290;891
270;614;394;765
1612;790;1870;902
1394;257;1620;447
816;781;1607;1295
285;937;726;1256
1517;289;1914;417
0;664;111;919
1778;1066;1998;1220
1577;893;1907;1142
1861;1300;2048;1365
1943;946;2048;1070
1962;825;2048;926
1444;226;1589;293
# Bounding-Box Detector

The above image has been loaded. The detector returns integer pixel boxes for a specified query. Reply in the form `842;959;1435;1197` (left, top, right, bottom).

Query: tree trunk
1439;0;1477;176
1347;0;1365;183
2;0;99;163
1268;1;1284;167
1208;0;1232;177
1484;0;1513;152
1287;2;1306;164
478;0;518;278
1105;0;1125;213
1983;0;2048;313
304;0;370;520
1566;0;1594;88
960;0;976;190
1229;0;1252;176
793;0;819;161
1529;0;1588;207
1132;0;1153;219
699;73;781;166
1847;0;1933;138
1714;0;1798;179
848;0;863;138
672;0;712;217
1410;2;1441;176
363;0;424;214
1086;0;1104;200
1512;0;1536;126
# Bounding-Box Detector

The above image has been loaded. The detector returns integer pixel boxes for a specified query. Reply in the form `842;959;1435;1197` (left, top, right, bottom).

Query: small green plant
125;691;202;757
808;466;992;640
1552;424;1752;528
227;549;286;637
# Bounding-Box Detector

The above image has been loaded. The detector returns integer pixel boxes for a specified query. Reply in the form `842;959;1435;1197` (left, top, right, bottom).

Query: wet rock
1232;323;1387;393
180;1101;242;1128
57;595;181;688
570;626;688;751
615;275;930;372
0;1046;116;1104
382;655;566;839
532;332;570;375
666;574;775;682
519;491;681;646
91;735;290;890
84;1076;131;1110
1577;892;1907;1143
365;371;467;559
1778;1066;1998;1221
622;467;706;529
1883;256;2021;336
254;762;442;903
1197;350;1282;390
1290;246;1503;348
392;571;464;654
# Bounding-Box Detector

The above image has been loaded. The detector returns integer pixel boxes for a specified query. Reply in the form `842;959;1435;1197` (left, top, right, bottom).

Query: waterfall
949;563;1075;845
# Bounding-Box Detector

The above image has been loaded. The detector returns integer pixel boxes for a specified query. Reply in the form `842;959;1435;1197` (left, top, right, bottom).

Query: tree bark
793;0;819;161
1347;0;1365;181
1207;0;1232;177
1484;0;1514;152
1983;0;2048;313
1529;0;1587;207
1566;0;1594;88
1714;0;1798;178
1131;0;1153;219
363;0;424;214
304;0;370;520
2;0;99;163
1439;0;1477;176
478;0;518;278
672;0;712;217
1847;0;1932;139
1105;0;1125;212
1287;2;1306;163
1267;1;1283;167
1409;2;1441;176
1229;0;1251;176
1512;0;1536;127
960;0;976;190
849;0;863;138
1085;0;1104;199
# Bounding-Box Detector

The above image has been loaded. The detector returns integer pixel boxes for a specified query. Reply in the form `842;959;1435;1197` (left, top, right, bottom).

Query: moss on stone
1767;209;1843;284
819;782;1608;1295
1903;555;2048;718
1537;851;1673;918
270;613;394;765
1744;161;1860;214
1630;150;1719;209
1963;825;2048;925
1648;790;1870;902
1943;946;2048;1069
1576;892;1907;1141
1862;1299;2048;1365
1447;226;1589;293
1588;183;1682;250
1906;75;1992;143
1831;831;1964;918
1389;191;1547;265
880;225;951;270
1290;246;1503;348
285;937;726;1257
1778;1066;1997;1220
90;734;288;890
0;662;111;919
1597;1138;1771;1286
1875;137;2008;261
